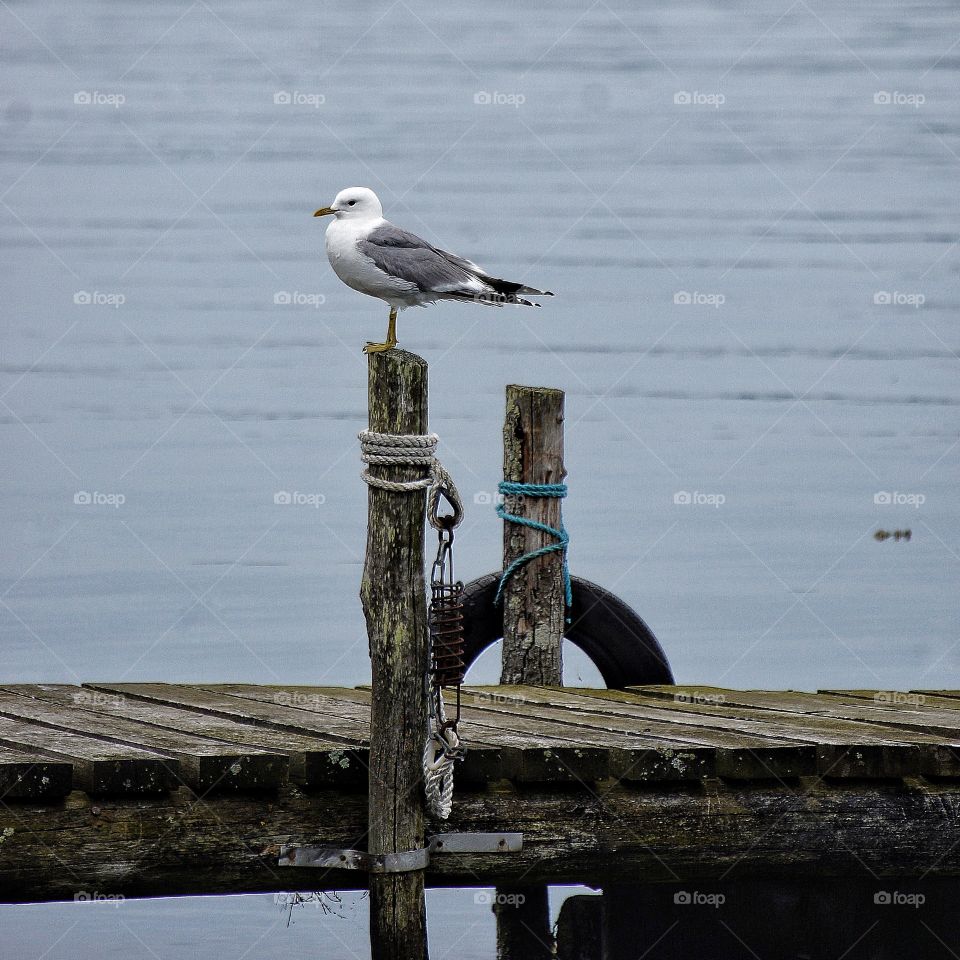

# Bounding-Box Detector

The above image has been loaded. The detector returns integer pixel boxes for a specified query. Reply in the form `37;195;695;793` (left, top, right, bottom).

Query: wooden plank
554;687;953;779
96;681;449;777
0;745;73;801
455;693;714;782
207;683;376;717
90;683;604;784
4;684;363;789
217;683;711;782
211;683;711;783
822;690;960;712
0;716;176;795
254;684;960;778
83;682;960;781
457;709;698;782
634;686;960;742
0;689;285;793
456;687;815;780
88;683;370;742
5;779;960;902
779;690;960;739
820;689;942;705
205;683;612;783
295;684;805;782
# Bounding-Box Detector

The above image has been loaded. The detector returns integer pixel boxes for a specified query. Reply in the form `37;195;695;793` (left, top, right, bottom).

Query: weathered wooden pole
360;349;429;960
496;384;566;959
501;384;566;685
494;884;555;960
555;895;603;960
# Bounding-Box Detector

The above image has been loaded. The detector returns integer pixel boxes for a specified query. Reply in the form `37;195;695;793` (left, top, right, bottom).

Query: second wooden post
501;384;566;685
497;384;566;960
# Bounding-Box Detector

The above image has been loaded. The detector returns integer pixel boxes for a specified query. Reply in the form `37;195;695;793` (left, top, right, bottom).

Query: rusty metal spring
429;579;466;687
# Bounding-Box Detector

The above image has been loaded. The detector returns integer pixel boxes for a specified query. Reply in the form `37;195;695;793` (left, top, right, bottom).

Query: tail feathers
484;275;554;298
445;291;541;307
516;284;554;297
435;246;553;296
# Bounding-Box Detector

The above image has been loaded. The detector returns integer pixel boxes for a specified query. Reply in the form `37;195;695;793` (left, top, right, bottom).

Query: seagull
313;187;553;353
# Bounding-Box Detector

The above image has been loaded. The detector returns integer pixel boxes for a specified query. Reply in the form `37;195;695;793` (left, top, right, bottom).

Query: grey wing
357;224;485;295
429;245;551;297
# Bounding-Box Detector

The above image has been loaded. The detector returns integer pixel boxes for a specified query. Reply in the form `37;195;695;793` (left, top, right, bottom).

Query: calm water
2;0;958;955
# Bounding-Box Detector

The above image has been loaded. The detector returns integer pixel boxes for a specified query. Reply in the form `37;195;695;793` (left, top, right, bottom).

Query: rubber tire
461;571;673;689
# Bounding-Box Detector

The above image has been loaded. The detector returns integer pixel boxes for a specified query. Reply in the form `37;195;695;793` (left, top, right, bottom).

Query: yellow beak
313;206;336;218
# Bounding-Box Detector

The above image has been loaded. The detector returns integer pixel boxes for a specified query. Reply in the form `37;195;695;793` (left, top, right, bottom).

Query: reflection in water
559;881;960;959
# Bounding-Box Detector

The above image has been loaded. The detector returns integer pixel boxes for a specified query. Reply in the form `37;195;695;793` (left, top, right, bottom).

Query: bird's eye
348;200;357;206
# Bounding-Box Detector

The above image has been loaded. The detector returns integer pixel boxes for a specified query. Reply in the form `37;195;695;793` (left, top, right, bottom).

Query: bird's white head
313;186;383;221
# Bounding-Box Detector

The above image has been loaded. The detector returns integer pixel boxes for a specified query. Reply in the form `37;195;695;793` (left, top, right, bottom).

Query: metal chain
424;524;466;819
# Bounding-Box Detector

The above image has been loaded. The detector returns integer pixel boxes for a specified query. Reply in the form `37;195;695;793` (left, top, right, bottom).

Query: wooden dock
2;682;960;903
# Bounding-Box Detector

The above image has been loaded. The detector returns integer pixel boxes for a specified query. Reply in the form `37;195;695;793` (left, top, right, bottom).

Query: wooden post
501;384;566;685
494;885;555;960
497;384;566;959
555;895;603;960
360;349;429;960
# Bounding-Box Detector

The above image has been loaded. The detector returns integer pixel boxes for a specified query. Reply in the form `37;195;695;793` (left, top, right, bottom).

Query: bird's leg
363;307;399;354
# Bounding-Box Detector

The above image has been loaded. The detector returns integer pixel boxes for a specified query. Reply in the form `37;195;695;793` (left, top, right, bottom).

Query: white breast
324;217;418;305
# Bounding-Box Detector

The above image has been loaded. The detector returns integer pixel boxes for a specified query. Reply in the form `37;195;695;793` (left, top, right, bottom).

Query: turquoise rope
495;481;572;610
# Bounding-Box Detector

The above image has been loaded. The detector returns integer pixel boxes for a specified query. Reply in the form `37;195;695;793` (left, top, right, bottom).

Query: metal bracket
280;846;430;874
427;832;521;854
279;832;522;874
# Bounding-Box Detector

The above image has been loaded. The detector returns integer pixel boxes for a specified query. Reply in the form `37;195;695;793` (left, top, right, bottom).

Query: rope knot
358;430;463;530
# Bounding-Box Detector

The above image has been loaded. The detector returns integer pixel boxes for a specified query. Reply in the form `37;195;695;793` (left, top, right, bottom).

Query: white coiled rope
359;429;462;818
359;430;463;532
422;698;459;820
